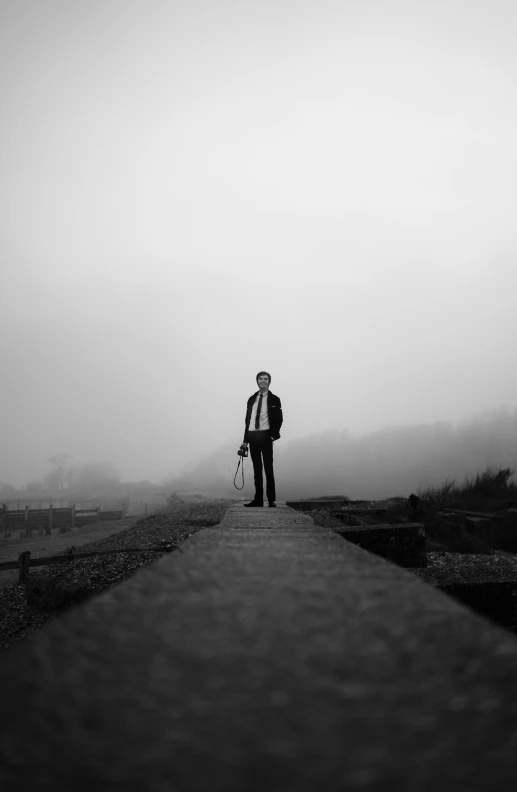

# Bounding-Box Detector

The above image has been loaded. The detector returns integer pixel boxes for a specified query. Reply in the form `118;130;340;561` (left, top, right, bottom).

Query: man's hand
240;443;248;450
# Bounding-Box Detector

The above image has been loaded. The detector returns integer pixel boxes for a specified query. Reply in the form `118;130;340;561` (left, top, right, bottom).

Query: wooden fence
0;499;167;539
0;543;178;579
0;505;125;538
2;498;166;517
2;499;129;511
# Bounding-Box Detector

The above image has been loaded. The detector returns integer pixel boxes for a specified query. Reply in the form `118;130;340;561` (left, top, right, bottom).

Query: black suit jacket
243;390;283;443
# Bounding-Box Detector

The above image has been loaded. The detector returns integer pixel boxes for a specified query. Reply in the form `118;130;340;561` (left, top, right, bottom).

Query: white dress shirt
248;391;270;432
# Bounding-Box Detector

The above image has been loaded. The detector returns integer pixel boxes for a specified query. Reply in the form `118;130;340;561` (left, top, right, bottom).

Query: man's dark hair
256;371;271;385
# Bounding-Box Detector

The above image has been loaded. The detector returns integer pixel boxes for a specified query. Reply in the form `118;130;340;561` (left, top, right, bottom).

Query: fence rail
0;545;178;579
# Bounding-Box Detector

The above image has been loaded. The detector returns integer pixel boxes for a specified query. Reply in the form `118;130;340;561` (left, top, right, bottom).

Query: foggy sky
2;0;516;488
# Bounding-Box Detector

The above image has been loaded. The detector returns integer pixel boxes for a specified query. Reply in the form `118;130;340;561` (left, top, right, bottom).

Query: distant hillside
163;407;517;501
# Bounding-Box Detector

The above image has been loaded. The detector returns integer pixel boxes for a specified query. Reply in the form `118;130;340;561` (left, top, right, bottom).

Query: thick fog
1;1;516;496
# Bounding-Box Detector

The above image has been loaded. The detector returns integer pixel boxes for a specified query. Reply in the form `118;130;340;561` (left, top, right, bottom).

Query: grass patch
417;466;517;511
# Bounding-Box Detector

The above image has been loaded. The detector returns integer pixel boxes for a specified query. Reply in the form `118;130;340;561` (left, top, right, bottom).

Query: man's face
258;376;270;389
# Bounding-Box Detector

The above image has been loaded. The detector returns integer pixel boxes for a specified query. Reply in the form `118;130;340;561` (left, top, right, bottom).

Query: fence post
19;551;31;584
71;504;75;529
24;504;31;539
97;506;101;523
47;504;53;536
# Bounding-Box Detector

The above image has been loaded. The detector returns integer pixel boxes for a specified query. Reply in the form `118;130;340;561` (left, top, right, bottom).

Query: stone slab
440;510;517;553
1;505;517;790
465;517;494;548
432;581;517;632
286;499;350;510
333;522;427;568
492;510;517;552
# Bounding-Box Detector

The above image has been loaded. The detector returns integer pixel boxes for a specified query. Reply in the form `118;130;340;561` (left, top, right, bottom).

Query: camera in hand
238;444;248;457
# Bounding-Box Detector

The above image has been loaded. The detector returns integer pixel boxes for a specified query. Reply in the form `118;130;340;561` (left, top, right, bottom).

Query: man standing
240;371;283;508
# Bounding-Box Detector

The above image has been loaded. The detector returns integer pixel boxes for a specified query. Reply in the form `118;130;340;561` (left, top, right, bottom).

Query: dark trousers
248;430;276;503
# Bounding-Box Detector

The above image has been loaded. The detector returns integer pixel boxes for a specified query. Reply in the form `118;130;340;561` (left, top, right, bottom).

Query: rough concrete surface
1;503;517;791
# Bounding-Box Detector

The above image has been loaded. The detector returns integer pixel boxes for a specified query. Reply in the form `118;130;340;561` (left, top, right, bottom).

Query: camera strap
234;454;245;490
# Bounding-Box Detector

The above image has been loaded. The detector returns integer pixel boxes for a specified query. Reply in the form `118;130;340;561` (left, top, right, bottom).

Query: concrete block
465;517;493;546
287;500;350;511
333;522;427;567
492;510;517;552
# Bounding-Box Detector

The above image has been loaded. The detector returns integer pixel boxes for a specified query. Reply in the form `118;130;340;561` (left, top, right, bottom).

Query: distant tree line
162;406;517;501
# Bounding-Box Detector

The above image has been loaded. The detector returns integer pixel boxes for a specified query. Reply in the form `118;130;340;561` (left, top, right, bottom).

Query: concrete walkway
1;503;517;790
219;500;314;528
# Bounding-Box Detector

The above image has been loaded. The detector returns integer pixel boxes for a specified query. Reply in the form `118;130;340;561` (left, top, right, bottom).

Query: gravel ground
0;498;238;654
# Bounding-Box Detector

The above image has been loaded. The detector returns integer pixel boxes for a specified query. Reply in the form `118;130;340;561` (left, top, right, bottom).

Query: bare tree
46;454;72;491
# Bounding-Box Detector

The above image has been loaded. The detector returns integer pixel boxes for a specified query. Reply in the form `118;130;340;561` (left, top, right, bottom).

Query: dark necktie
255;393;263;429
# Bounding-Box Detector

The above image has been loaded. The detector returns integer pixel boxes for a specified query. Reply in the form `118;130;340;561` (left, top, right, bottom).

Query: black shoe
244;501;264;507
268;502;277;507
